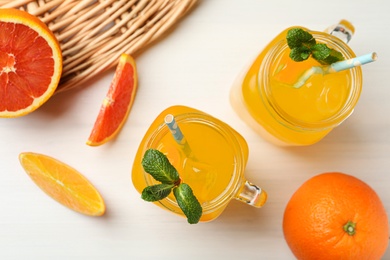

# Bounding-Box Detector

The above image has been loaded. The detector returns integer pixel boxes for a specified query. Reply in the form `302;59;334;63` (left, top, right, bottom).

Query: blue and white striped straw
164;114;193;156
293;52;377;89
164;114;185;145
328;52;377;73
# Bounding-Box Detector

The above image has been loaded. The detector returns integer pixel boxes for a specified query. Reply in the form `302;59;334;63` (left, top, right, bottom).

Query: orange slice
0;9;62;118
87;53;138;146
19;152;105;216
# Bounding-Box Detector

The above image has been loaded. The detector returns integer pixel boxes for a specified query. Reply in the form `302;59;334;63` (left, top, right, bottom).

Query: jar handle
235;180;267;208
325;19;355;43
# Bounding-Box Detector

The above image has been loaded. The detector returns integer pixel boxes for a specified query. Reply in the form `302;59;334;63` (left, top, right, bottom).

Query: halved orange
19;152;105;216
0;8;62;118
87;53;138;146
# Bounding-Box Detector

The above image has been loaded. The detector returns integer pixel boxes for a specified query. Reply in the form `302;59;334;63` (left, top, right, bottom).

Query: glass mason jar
230;21;362;146
132;105;267;222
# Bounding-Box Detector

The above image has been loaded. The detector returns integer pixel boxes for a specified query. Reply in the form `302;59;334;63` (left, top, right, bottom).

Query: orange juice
132;106;267;222
155;117;237;205
230;26;362;146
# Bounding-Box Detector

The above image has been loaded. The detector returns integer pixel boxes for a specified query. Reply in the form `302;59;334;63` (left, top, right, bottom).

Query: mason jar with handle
230;20;363;146
132;105;267;222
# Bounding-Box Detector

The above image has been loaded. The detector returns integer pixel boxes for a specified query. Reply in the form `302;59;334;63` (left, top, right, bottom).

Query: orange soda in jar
132;105;267;222
230;21;364;146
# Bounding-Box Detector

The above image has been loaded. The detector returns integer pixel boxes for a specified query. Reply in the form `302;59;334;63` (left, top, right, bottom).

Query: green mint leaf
286;28;315;49
286;28;345;65
142;149;180;184
289;46;311;61
311;43;331;61
286;28;316;62
173;183;202;224
311;44;344;65
141;183;174;202
319;48;344;65
140;149;203;224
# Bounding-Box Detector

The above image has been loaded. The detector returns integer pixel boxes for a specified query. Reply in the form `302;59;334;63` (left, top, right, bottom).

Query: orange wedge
0;9;62;118
87;53;138;146
19;152;105;216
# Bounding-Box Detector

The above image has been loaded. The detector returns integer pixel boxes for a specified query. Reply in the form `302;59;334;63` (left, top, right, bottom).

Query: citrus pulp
0;8;62;117
19;152;105;216
87;53;138;146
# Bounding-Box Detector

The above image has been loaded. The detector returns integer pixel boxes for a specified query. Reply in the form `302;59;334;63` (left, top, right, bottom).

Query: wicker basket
0;0;198;92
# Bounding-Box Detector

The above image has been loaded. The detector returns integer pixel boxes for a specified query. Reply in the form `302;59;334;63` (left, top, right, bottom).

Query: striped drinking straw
293;52;377;89
328;52;377;73
164;114;192;156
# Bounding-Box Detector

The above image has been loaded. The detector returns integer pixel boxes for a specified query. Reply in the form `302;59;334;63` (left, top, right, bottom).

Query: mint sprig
173;183;202;224
141;149;202;224
142;149;180;184
286;28;344;65
142;183;175;201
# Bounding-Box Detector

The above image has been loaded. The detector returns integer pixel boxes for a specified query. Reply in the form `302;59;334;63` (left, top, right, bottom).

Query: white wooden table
1;0;389;259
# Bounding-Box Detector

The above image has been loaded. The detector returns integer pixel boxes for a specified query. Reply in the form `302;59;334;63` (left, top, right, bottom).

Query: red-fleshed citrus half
0;8;62;118
19;152;105;216
87;53;138;146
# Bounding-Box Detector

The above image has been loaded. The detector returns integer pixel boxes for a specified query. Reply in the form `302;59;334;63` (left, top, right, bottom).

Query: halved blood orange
19;152;105;216
87;53;138;146
0;8;62;118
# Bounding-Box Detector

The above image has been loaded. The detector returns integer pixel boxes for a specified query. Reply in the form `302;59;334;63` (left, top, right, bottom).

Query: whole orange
283;172;389;260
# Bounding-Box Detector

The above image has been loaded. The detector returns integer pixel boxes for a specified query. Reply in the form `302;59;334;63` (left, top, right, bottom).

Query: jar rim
144;112;245;214
259;30;363;131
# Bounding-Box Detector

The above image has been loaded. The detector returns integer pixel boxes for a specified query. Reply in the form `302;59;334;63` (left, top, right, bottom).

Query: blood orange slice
19;152;105;216
0;8;62;118
87;53;138;146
